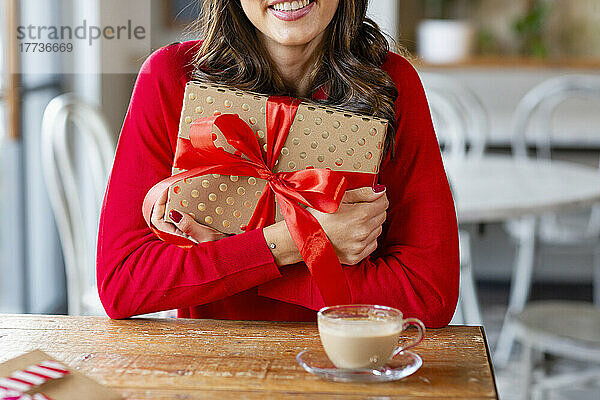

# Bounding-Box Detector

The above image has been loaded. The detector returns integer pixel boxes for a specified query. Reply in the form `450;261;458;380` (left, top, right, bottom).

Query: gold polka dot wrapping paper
164;82;389;235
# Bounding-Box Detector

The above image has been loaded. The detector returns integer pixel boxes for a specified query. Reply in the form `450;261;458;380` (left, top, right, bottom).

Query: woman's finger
362;224;383;247
342;186;386;204
151;191;168;219
150;191;180;234
365;210;387;232
363;193;389;217
358;240;379;262
169;210;227;243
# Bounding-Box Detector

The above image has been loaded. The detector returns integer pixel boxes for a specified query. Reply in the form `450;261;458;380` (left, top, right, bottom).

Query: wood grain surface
0;315;498;399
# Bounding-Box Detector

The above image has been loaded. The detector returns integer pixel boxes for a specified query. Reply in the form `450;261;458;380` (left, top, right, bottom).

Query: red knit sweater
96;41;459;328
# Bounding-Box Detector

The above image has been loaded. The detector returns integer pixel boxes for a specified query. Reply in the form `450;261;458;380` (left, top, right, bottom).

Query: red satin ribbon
143;96;352;305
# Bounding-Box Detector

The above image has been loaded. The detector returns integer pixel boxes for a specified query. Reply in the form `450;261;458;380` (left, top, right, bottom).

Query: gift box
143;82;388;305
0;350;121;400
163;82;388;234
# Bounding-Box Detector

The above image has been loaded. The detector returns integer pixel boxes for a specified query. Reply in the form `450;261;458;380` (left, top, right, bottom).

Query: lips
268;0;315;22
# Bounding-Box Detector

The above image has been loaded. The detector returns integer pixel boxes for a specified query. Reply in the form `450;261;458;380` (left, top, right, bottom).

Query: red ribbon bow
143;96;351;306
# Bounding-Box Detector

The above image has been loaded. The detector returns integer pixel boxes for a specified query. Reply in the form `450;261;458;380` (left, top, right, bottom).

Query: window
0;0;65;313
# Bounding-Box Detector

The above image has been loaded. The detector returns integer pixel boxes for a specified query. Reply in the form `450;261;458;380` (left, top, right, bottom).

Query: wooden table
0;315;498;399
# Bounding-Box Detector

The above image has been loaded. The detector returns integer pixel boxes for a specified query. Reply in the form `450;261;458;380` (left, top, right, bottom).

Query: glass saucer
296;349;422;383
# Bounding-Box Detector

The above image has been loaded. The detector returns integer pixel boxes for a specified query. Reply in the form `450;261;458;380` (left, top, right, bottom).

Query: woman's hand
309;186;389;265
263;186;388;266
151;191;227;244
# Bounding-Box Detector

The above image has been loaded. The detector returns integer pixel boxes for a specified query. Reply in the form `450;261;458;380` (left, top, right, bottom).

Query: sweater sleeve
259;55;460;328
96;44;282;319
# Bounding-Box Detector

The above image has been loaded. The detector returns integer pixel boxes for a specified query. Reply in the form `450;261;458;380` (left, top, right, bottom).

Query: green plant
423;0;478;19
513;0;550;57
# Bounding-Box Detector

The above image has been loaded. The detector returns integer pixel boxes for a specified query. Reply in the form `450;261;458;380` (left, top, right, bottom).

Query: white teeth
272;0;310;12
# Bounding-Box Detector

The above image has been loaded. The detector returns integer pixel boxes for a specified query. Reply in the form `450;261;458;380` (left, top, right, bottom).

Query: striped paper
0;361;69;400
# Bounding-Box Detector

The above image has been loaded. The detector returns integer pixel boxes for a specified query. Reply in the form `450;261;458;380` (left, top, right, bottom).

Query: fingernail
373;184;386;193
169;210;183;223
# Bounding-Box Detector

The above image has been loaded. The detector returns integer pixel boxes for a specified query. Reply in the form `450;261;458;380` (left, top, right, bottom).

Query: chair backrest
41;94;115;315
420;73;488;160
512;75;600;161
511;75;600;238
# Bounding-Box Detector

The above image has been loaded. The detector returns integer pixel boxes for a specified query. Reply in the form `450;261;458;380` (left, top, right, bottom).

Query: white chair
495;75;600;396
42;94;177;319
512;301;600;400
421;73;489;325
512;75;600;260
421;72;488;161
496;75;600;366
41;94;115;315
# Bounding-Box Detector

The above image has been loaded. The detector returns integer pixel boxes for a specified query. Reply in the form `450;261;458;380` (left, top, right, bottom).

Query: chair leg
533;368;600;399
520;341;534;400
532;353;547;400
457;230;482;325
450;297;464;325
531;386;544;400
593;247;600;307
495;217;537;367
460;254;482;324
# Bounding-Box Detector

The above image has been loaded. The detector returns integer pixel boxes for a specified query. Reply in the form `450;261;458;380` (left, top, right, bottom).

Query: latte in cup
317;305;425;370
319;321;401;369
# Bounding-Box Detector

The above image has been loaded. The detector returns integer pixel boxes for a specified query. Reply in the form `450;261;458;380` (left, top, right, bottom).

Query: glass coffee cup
317;304;425;370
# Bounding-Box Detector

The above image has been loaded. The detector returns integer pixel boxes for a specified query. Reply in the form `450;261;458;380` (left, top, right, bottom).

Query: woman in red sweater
96;0;459;327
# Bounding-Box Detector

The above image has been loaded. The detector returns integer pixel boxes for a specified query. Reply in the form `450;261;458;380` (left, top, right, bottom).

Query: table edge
479;326;500;400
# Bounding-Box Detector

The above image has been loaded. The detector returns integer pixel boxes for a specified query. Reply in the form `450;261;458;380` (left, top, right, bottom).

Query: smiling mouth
269;0;314;13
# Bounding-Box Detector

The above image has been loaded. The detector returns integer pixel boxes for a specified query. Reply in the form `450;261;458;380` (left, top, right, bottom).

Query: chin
268;23;325;47
272;33;318;46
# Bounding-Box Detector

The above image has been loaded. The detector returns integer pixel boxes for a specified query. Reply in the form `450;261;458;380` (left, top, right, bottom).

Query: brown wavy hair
190;0;399;155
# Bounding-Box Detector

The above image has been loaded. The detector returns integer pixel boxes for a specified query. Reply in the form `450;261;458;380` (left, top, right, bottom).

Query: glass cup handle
392;318;426;357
